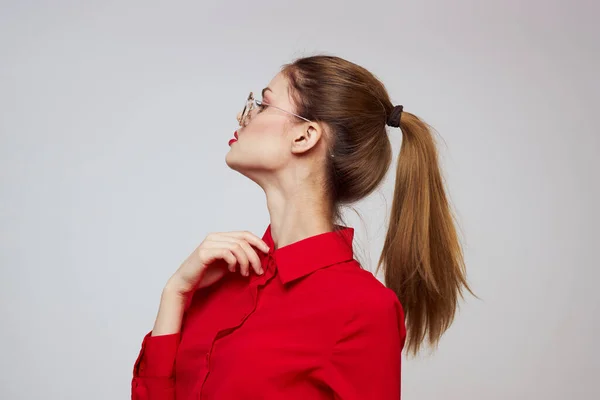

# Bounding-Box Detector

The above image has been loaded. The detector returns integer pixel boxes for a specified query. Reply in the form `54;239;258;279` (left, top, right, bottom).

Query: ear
290;122;325;156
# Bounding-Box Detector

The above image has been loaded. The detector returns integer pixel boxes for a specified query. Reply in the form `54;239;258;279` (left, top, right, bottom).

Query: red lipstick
228;130;238;146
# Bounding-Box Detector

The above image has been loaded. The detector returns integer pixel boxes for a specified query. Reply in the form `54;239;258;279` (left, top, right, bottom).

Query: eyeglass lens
240;92;255;127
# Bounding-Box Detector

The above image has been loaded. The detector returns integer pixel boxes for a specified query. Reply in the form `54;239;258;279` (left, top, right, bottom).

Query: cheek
227;124;288;168
246;120;288;153
248;135;287;162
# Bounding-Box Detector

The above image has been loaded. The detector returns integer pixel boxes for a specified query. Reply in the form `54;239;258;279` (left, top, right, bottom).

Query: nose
236;111;242;125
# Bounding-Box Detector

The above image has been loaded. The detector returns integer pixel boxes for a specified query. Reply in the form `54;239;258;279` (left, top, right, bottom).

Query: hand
165;230;270;297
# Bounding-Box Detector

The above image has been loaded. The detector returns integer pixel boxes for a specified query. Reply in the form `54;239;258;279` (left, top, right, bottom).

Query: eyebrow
261;87;272;99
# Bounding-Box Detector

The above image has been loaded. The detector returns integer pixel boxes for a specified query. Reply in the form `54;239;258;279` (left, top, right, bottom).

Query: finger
233;239;263;275
202;240;248;273
224;241;250;277
206;236;263;275
196;247;237;272
222;231;270;254
220;249;237;272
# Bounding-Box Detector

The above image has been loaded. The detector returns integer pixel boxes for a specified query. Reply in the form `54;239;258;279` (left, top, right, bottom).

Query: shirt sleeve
131;331;181;400
311;289;406;399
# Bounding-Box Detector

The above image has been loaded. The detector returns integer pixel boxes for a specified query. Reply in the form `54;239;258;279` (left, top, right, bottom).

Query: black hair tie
386;105;403;128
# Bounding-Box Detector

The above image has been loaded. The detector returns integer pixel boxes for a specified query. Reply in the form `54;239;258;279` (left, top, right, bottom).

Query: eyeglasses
237;91;312;127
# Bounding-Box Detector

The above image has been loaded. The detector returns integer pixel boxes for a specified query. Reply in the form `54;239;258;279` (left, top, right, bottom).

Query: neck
262;182;334;251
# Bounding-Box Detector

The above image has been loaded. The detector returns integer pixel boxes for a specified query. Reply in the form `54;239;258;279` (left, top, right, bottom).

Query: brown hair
281;54;473;355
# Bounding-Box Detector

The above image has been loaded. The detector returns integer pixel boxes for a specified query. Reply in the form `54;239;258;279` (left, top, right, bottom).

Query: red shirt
132;224;406;399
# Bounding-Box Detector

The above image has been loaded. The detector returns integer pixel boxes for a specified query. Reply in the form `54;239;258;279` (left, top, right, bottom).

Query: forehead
265;73;290;103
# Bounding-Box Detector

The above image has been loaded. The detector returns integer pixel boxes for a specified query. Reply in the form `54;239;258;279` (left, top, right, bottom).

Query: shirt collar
261;224;355;285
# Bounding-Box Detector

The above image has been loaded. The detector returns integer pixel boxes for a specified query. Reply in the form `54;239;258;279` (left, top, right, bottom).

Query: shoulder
312;261;406;349
291;260;406;350
311;260;405;324
315;260;395;298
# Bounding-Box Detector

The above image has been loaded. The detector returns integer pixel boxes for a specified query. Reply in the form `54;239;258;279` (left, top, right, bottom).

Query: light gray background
1;1;598;399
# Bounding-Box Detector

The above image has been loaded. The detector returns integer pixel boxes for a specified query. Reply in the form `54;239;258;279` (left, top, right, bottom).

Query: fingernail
258;268;264;275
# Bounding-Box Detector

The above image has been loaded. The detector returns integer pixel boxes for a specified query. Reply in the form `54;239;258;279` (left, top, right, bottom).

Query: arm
311;290;406;399
131;287;186;400
131;230;269;399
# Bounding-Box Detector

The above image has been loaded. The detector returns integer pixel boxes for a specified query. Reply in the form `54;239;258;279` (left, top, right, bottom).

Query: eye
255;99;268;112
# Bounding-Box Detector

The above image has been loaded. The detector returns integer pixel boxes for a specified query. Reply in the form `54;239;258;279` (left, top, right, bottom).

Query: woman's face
225;72;307;180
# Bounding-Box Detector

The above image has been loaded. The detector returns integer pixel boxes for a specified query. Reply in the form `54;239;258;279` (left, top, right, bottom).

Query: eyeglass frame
238;91;312;127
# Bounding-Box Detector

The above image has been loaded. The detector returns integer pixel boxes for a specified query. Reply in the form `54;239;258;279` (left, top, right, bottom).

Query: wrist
162;280;189;302
152;286;188;336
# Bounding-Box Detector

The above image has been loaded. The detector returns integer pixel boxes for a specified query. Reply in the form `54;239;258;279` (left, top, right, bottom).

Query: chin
225;150;250;173
226;154;269;186
225;150;239;170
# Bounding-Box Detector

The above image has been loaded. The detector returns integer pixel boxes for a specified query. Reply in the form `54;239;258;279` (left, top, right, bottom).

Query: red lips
228;131;238;146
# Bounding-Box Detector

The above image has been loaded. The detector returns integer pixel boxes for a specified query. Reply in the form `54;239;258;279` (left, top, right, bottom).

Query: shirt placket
198;252;277;398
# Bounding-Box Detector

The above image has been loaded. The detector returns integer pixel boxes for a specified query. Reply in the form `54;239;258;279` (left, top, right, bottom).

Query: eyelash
256;100;267;112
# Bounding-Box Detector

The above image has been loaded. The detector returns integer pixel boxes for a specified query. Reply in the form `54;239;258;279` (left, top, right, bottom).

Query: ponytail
377;112;474;355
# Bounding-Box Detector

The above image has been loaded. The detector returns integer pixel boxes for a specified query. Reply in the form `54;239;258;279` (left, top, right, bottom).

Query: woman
131;55;471;399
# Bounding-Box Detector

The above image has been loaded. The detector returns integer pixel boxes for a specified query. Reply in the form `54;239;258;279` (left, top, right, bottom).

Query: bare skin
151;71;333;336
152;231;269;336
